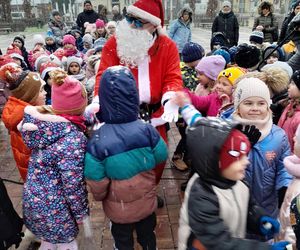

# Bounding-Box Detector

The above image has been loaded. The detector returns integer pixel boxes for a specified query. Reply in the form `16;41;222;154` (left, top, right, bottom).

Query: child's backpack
0;178;23;249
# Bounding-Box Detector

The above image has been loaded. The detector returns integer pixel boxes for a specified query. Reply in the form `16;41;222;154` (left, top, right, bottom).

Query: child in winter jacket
2;65;46;181
178;117;290;250
84;66;168;250
278;124;300;247
19;69;89;249
172;42;204;172
232;77;292;220
279;70;300;151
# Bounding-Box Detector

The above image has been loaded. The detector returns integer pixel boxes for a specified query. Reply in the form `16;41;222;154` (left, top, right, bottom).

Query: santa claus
93;0;183;188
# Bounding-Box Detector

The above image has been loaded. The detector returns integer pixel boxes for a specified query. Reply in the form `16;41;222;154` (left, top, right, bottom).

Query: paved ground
0;26;253;250
0;26;253;54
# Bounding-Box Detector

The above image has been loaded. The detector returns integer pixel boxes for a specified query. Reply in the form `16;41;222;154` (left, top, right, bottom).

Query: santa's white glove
82;216;93;238
161;100;179;123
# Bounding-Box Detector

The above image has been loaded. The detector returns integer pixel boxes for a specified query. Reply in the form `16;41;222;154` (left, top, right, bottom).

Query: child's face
64;43;75;49
46;39;54;45
69;62;80;75
215;77;233;97
84;42;92;49
221;155;249;181
238;97;269;120
288;82;300;99
197;72;211;87
12;58;21;66
266;56;278;64
34;85;46;106
97;27;105;34
13;40;22;49
107;25;116;35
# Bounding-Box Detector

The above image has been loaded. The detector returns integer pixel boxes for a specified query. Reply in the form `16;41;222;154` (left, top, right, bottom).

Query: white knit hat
234;77;272;109
296;124;300;144
222;1;232;8
33;34;45;46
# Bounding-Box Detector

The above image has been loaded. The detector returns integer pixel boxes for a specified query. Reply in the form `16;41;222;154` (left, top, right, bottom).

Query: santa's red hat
127;0;164;27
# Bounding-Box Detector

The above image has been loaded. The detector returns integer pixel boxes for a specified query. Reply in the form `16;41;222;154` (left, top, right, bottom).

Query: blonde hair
235;68;289;95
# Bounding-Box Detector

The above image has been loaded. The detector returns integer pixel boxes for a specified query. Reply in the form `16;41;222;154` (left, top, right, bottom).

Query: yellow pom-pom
49;69;68;86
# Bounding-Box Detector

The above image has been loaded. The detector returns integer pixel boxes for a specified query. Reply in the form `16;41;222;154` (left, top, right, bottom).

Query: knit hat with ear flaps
234;77;271;109
66;56;83;70
6;70;44;104
195;55;226;81
127;0;164;27
50;69;87;115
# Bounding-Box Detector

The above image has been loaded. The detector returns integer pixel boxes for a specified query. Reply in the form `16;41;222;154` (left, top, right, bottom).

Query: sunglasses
125;15;147;28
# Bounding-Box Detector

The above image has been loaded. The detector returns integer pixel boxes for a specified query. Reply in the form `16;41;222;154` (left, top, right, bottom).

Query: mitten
260;216;280;237
271;241;290;250
161;100;179;122
236;124;261;147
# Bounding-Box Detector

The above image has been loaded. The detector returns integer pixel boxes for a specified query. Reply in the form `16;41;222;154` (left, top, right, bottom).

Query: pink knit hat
63;34;76;46
50;69;87;115
195;55;226;81
96;19;105;28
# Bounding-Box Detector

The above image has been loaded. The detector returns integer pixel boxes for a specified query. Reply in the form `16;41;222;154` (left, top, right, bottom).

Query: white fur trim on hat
10;53;24;61
234;77;272;109
41;67;59;80
127;5;161;26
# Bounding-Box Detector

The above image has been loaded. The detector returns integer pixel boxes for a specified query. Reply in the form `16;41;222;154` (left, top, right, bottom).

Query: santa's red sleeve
94;37;119;96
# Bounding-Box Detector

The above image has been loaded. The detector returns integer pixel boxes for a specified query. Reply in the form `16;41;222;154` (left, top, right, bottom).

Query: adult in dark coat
112;5;123;22
76;0;100;33
212;0;239;47
278;0;300;43
253;1;278;43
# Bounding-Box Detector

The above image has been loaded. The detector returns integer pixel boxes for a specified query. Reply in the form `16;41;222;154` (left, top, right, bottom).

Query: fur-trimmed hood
258;1;274;15
177;6;193;22
18;106;78;149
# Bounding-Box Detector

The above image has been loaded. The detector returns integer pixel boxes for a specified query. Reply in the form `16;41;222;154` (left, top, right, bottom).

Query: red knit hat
219;129;250;171
127;0;164;27
6;45;22;56
50;69;87;115
0;55;15;67
63;34;76;46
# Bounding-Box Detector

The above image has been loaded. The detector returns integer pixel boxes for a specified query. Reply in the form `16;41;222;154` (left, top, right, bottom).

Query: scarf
57;114;86;132
232;110;273;141
64;48;78;57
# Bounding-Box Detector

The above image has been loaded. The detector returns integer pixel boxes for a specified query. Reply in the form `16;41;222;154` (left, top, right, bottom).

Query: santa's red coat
95;34;183;182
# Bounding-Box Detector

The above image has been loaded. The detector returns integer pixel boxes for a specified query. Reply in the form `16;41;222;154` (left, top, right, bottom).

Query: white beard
116;19;154;68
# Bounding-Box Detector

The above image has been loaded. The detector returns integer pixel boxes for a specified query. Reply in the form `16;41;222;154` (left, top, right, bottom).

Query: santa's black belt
139;103;161;122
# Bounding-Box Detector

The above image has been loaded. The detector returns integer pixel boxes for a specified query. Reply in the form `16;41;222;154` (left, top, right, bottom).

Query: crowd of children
3;2;300;250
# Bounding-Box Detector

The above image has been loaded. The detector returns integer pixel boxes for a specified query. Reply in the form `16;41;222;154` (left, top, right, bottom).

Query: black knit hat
234;44;261;69
84;0;92;5
52;10;60;17
13;35;25;47
182;42;205;63
292;70;300;90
